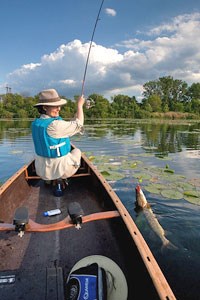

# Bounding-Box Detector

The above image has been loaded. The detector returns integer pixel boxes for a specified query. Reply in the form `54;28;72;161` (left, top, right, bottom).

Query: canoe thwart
13;206;29;237
0;210;120;234
68;201;84;229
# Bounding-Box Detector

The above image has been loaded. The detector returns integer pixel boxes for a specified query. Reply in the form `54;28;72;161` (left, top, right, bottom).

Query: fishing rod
81;0;105;107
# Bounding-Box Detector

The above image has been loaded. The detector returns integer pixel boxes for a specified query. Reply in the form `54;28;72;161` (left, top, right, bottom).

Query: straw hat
34;89;67;106
67;255;128;300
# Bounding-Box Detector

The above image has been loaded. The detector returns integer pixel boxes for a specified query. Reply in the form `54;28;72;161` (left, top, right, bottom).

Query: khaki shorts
61;148;82;179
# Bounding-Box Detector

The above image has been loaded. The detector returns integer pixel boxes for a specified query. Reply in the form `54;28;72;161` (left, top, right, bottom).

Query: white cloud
148;13;200;36
105;8;117;17
4;13;200;100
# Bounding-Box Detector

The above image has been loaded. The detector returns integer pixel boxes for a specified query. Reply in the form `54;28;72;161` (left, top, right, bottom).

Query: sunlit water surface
0;119;200;299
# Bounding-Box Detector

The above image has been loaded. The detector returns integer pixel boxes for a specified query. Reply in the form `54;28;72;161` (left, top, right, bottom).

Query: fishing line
81;0;105;96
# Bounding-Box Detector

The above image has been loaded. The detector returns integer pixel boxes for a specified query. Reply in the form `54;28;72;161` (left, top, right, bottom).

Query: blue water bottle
53;183;64;197
43;209;61;217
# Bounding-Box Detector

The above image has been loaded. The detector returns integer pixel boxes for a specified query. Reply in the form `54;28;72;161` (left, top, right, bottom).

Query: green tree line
0;76;200;119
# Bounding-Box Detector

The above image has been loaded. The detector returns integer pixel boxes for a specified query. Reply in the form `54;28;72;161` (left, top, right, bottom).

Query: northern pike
135;184;177;251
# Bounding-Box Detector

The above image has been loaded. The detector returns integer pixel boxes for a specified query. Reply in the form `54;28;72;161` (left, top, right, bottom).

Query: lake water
0;119;200;299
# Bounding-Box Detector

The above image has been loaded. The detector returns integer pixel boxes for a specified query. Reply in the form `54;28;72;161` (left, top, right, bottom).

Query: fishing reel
85;98;95;109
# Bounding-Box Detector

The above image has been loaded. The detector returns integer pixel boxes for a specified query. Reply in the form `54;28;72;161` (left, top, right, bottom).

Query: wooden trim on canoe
81;152;176;300
0;159;91;193
0;145;92;194
0;210;120;232
0;164;29;196
25;173;91;180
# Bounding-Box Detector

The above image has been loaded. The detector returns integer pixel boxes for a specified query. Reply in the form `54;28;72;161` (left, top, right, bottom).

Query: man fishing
32;88;85;181
32;0;103;184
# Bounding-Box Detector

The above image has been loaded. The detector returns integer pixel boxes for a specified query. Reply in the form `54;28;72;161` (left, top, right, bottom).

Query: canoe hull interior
0;157;176;299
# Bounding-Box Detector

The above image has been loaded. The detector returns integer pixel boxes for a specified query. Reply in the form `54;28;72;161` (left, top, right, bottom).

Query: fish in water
135;184;177;251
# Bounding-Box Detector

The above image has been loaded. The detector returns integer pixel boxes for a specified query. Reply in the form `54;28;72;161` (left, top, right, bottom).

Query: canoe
0;145;176;300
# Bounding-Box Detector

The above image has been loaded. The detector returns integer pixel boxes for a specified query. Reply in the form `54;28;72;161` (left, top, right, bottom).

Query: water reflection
0;119;32;142
85;119;200;155
0;119;199;155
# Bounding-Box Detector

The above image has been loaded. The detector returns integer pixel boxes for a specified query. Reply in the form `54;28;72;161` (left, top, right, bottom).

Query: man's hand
77;95;85;108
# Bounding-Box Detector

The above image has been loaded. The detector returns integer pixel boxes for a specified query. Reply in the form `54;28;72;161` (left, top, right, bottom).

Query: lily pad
86;149;199;207
84;151;94;157
144;185;161;195
151;183;167;190
162;173;186;182
95;157;111;164
109;162;122;166
100;170;125;181
176;182;195;190
97;163;120;172
183;190;200;198
133;173;152;181
138;153;154;157
148;167;164;176
121;160;143;170
144;183;168;195
161;189;183;200
129;153;141;158
156;156;172;161
88;156;95;161
101;170;111;177
164;168;174;174
183;195;200;205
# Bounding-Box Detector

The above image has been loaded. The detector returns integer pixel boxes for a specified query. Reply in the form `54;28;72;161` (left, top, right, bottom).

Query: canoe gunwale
0;164;29;196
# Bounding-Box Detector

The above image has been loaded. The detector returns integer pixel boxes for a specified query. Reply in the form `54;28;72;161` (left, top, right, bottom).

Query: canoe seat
13;206;29;235
68;202;84;229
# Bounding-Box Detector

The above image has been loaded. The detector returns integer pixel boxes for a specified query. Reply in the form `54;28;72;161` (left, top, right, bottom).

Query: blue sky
0;0;200;100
